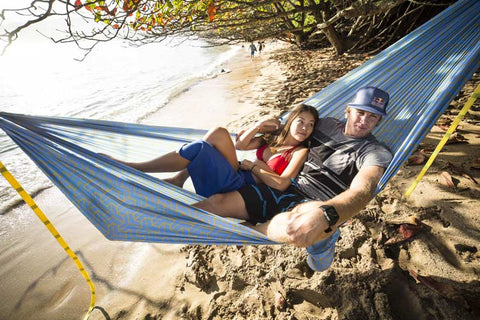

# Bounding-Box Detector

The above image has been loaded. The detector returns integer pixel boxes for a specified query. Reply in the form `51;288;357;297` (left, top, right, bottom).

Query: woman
109;104;318;197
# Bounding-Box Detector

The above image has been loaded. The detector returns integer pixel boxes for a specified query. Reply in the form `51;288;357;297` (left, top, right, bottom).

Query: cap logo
371;97;385;108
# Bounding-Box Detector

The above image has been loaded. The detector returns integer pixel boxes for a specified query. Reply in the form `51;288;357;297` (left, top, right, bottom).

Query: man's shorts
237;183;305;224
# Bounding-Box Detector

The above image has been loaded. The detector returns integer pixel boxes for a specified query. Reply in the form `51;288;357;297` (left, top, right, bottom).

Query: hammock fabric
1;0;479;245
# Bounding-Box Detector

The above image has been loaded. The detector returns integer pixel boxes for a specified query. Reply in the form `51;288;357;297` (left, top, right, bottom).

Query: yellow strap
405;84;480;197
0;161;95;320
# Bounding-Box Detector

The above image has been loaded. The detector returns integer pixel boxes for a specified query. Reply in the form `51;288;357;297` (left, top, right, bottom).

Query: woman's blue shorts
179;140;255;198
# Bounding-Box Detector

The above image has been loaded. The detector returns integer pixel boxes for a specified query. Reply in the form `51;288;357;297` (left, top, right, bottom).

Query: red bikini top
256;145;298;174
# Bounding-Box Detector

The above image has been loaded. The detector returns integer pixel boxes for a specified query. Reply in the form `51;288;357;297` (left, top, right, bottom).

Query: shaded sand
1;43;479;320
177;49;480;320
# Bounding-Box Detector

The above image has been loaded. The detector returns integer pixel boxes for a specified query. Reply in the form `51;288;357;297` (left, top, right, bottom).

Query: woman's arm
235;119;280;150
241;148;308;191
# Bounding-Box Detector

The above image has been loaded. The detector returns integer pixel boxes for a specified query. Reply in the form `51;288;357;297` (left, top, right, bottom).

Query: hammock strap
405;83;480;197
0;161;96;320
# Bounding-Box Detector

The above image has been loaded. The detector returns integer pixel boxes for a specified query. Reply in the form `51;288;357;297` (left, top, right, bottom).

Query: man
195;86;393;271
249;42;257;59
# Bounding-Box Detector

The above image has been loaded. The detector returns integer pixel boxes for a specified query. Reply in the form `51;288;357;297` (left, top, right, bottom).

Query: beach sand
1;44;479;320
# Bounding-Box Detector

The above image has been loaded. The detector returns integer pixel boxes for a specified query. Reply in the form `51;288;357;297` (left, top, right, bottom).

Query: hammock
1;0;479;245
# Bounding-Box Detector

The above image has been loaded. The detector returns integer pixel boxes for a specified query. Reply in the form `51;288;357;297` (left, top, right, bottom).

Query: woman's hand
235;118;281;151
235;129;246;142
256;119;281;133
240;159;256;171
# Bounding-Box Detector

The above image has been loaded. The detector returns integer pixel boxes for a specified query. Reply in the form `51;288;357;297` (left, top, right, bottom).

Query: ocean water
0;32;240;213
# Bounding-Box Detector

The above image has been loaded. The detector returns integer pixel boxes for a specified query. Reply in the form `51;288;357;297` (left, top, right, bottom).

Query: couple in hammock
111;87;393;271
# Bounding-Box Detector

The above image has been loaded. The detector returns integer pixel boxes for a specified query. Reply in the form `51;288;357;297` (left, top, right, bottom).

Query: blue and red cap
347;86;389;116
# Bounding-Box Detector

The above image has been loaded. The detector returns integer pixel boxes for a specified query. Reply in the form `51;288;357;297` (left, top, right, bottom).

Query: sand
1;43;479;320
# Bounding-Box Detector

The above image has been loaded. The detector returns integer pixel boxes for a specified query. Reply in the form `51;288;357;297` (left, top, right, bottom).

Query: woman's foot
163;169;190;188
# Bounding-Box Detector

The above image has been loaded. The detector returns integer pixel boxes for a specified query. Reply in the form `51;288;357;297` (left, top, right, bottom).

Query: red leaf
74;0;82;11
408;269;465;304
407;151;425;165
385;217;425;245
207;2;216;21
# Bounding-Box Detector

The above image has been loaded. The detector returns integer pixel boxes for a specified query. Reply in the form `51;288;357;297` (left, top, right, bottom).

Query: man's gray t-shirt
295;117;392;201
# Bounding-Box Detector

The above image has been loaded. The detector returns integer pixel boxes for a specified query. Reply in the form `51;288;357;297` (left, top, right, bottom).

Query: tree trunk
322;23;347;55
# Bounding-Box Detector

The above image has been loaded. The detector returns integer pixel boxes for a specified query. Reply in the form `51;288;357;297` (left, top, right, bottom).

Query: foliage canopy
0;0;455;55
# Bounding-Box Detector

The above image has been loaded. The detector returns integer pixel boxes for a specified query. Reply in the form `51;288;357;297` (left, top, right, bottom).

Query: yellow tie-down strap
405;83;480;197
0;161;95;320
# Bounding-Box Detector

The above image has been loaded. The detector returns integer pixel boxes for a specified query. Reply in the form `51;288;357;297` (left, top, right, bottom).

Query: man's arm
252;165;385;247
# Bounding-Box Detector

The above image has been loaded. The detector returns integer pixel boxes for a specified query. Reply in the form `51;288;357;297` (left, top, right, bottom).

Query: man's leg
193;191;249;220
250;211;292;243
251;200;328;247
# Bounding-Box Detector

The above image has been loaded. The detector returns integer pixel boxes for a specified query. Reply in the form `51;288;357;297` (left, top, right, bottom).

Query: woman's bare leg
163;169;190;188
194;191;249;220
121;151;190;172
203;127;239;171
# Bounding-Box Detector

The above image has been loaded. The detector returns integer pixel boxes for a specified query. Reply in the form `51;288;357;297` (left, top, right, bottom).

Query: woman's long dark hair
270;104;319;149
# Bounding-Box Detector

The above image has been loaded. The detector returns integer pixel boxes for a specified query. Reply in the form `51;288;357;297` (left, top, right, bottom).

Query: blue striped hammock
1;0;479;245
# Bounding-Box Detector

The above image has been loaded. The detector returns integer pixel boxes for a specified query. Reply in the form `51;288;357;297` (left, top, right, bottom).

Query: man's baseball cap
347;86;389;116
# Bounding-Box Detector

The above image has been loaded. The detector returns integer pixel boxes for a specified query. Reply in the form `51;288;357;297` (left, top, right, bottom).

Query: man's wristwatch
321;205;339;233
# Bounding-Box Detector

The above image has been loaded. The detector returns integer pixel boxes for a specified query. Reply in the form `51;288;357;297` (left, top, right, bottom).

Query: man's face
344;107;382;138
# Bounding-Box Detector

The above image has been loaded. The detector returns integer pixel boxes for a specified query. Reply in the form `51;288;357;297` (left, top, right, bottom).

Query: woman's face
289;111;316;142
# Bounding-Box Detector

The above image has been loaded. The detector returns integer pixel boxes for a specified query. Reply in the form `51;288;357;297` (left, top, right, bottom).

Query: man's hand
252;200;331;247
286;204;330;247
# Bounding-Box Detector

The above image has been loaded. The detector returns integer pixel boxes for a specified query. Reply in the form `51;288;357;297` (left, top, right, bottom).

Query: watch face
322;205;339;226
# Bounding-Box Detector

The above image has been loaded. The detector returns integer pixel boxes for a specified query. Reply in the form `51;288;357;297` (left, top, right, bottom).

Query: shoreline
0;43;274;214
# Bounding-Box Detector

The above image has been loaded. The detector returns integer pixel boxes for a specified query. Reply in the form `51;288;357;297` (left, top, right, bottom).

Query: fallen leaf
446;132;468;144
437;124;450;131
440;171;456;188
470;158;480;170
385;218;425;245
408;269;466;305
436;116;452;127
447;162;478;184
407;152;425;165
275;291;286;310
420;147;434;154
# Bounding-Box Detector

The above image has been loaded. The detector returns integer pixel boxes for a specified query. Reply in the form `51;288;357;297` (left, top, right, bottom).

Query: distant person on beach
104;104;318;198
258;41;263;54
249;42;257;59
194;87;393;272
